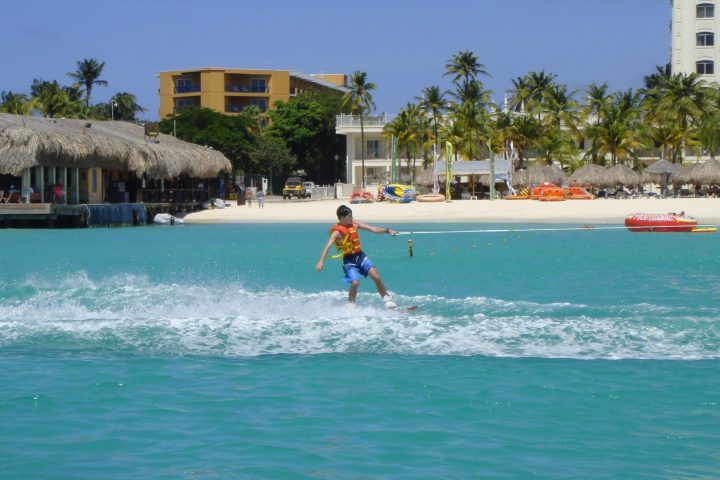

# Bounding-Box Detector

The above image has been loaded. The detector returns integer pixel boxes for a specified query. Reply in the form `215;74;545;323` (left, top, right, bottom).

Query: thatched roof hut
366;170;413;184
513;163;567;188
642;159;683;187
568;163;613;189
607;164;643;188
670;160;720;185
0;113;231;179
415;168;437;187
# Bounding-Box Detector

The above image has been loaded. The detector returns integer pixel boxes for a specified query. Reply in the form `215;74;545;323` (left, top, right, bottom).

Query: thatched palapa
569;163;613;189
513;163;567;188
0;113;231;179
607;164;642;188
670;160;720;185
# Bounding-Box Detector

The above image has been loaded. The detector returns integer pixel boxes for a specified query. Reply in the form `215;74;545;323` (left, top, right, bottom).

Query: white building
672;1;720;82
335;114;426;186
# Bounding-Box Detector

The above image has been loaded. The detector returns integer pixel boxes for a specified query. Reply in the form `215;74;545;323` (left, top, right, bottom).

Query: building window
176;99;194;110
366;140;381;158
176;78;195;94
697;32;715;46
697;60;715;74
250;98;267;112
697;3;715;18
251;78;266;93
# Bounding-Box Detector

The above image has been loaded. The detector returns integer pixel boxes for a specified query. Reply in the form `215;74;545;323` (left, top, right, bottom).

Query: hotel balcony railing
226;84;269;93
353;148;383;159
225;105;268;113
336;113;396;127
175;85;201;94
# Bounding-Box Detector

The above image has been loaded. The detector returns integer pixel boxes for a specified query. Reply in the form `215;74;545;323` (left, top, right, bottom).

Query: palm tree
503;115;542;172
342;71;377;187
416;85;448;162
541;85;582;137
0;91;30;115
583;83;612;125
29;79;70;118
383;105;420;179
652;73;711;162
444;50;490;99
508;70;557;116
67;58;108;107
110;92;147;120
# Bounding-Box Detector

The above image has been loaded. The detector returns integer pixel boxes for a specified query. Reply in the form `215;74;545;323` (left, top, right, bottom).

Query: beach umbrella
568;163;613;189
670;159;720;185
513;163;567;188
643;159;683;197
607;164;642;189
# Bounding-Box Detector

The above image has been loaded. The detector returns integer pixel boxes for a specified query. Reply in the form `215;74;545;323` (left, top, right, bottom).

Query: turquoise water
1;223;719;478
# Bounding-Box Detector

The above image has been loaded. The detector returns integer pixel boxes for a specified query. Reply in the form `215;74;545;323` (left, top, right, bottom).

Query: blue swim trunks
341;251;375;283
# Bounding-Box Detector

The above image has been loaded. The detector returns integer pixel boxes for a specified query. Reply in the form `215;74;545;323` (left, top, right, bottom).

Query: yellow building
158;68;348;119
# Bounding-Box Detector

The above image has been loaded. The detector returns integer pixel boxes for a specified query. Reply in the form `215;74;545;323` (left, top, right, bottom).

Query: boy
316;205;398;309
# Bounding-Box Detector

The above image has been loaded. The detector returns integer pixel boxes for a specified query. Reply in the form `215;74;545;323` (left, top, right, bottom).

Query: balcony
175;85;201;94
226;84;269;93
354;148;383;159
336;113;396;128
225;104;268;113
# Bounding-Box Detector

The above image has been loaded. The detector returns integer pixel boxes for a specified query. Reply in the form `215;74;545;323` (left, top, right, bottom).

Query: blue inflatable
377;184;416;203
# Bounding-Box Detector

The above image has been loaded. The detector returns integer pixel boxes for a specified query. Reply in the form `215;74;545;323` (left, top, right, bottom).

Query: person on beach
257;189;264;209
316;205;398;309
246;189;252;207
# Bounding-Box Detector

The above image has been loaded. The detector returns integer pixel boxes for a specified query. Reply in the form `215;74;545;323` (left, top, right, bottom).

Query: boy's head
336;205;353;221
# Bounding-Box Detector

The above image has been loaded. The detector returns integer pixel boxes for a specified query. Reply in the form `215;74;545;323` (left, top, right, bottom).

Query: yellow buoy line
395;224;720;236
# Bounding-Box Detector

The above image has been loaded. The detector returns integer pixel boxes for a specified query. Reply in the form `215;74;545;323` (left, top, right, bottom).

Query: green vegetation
159;107;255;171
383;54;720;172
0;58;146;121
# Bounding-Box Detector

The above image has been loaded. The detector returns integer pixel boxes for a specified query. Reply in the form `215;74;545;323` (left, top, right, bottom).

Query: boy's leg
348;280;360;303
367;267;388;297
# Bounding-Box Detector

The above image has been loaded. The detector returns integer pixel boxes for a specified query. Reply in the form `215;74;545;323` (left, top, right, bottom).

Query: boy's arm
316;231;341;272
354;220;397;236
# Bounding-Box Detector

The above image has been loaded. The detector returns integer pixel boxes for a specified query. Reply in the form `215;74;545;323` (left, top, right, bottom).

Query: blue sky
1;0;670;120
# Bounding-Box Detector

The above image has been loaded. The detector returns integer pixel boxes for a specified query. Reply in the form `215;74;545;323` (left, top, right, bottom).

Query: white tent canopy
436;160;512;180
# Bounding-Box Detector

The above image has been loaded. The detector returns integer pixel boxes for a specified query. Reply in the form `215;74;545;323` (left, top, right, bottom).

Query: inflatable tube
625;213;697;232
691;228;717;233
537;196;566;202
417;193;445;202
350;191;374;204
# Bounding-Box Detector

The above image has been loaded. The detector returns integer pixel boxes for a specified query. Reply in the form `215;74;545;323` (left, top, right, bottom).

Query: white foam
0;274;718;360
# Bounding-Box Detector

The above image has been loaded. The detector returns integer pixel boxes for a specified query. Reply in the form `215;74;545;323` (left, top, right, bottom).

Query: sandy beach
184;196;720;225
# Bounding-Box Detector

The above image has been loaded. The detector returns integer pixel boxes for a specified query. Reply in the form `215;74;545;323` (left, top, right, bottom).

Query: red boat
625;213;698;232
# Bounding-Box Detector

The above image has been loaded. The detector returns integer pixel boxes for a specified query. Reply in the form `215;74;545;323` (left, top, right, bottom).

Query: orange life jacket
329;223;362;257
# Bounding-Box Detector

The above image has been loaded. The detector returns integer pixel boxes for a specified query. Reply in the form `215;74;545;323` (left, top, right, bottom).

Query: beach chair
0;190;9;204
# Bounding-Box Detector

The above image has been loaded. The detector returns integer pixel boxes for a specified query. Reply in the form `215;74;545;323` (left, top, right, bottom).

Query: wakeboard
397;306;418;313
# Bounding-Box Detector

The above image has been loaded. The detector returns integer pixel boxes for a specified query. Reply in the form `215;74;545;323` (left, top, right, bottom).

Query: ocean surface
1;222;719;479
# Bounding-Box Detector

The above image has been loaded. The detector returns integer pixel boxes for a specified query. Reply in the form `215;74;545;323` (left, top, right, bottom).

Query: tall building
672;1;720;82
157;68;348;119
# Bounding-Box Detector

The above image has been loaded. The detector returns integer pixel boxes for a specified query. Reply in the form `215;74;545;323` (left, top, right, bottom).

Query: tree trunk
360;114;365;188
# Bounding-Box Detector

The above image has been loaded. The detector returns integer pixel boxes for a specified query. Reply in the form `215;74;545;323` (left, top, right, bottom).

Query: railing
354;148;382;159
175;85;201;94
142;189;209;204
225;104;268;113
226;85;269;93
336;113;396;128
309;186;332;200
